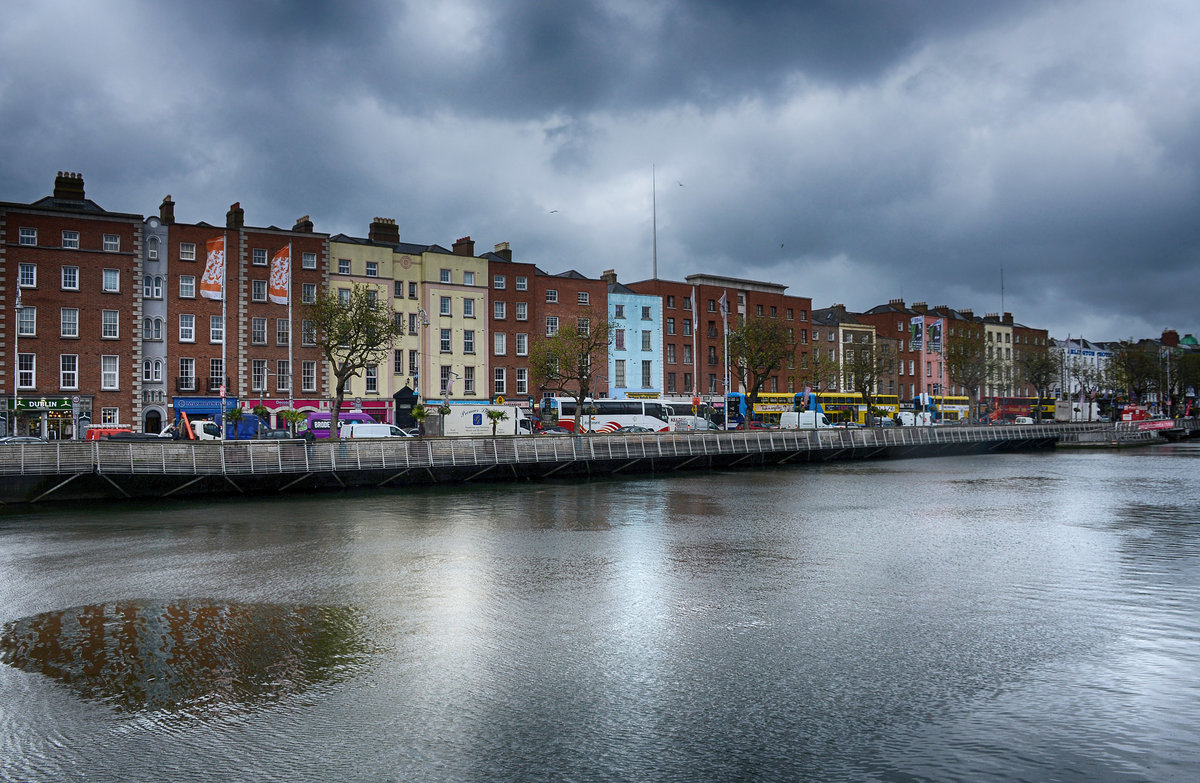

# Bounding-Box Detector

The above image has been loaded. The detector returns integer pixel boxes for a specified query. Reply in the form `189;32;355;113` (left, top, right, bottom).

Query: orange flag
269;243;291;304
200;236;226;300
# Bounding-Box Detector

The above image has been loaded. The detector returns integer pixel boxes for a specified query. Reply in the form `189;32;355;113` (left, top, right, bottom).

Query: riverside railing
0;422;1091;479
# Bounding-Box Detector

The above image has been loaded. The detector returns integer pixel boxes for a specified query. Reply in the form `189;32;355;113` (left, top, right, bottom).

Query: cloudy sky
3;0;1197;342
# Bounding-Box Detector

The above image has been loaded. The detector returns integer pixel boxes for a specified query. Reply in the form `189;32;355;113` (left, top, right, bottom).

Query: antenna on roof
652;164;658;280
1001;266;1005;314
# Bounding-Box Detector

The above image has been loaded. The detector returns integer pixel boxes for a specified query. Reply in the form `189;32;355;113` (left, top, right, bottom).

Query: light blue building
606;281;663;399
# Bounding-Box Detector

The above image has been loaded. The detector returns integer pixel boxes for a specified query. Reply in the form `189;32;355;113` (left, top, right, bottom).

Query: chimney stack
912;301;927;312
53;171;85;201
959;308;974;319
1002;312;1013;325
1162;329;1180;347
293;215;314;233
601;269;618;285
369;217;399;244
493;241;512;261
452;236;475;256
159;195;175;225
226;202;244;230
888;298;905;307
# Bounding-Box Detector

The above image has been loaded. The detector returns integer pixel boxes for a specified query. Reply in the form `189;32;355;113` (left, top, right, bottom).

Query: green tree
226;407;244;440
727;316;796;417
411;403;428;437
796;344;840;394
279;409;306;437
303;284;402;438
944;328;994;419
843;337;895;426
486;408;509;436
528;309;615;433
1016;348;1060;421
1108;342;1158;405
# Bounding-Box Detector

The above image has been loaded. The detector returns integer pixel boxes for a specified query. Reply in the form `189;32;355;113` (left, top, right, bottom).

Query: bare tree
1016;348;1060;420
303;284;402;437
726;316;797;416
843;338;896;426
528;309;615;432
945;328;994;420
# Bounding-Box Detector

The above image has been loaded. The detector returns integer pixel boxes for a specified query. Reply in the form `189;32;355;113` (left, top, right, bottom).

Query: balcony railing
175;376;197;393
206;376;231;393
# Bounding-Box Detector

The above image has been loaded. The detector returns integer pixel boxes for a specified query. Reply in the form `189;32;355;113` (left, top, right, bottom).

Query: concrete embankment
0;424;1080;506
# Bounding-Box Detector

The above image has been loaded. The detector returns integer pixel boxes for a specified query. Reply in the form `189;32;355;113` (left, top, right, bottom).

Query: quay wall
0;424;1093;506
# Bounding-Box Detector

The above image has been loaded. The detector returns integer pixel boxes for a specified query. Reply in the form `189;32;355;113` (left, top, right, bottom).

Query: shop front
5;396;90;440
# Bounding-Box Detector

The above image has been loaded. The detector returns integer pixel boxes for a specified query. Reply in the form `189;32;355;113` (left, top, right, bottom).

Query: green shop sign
9;397;74;412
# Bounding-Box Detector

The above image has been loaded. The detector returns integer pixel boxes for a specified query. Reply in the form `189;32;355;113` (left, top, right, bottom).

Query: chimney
1003;312;1013;325
53;171;85;201
601;269;618;285
493;241;512;261
159;195;175;225
888;298;905;307
452;236;475;256
226;202;244;230
369;217;399;244
959;308;973;319
1161;329;1180;347
912;301;927;313
293;214;313;233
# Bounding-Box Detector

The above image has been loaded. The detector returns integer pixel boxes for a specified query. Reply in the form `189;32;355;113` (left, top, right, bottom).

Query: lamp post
11;289;22;437
414;306;429;401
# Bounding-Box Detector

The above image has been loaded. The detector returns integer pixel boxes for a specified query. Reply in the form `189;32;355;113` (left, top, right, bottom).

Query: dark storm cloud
2;0;1198;341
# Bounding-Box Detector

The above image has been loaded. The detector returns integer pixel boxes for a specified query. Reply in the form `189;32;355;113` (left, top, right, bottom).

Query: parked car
0;435;48;445
614;425;656;434
104;432;166;441
262;428;295;439
1014;416;1035;425
340;423;413;438
539;426;571;435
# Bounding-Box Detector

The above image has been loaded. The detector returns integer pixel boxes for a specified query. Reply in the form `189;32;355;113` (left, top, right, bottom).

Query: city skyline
2;1;1197;343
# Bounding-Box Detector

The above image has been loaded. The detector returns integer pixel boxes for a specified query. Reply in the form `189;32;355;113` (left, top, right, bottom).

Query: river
1;444;1198;782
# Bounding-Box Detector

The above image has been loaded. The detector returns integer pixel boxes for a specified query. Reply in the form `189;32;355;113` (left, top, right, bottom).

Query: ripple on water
0;599;372;715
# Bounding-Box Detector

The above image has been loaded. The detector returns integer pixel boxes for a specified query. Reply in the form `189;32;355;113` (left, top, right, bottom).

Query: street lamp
11;289;22;437
414;306;429;400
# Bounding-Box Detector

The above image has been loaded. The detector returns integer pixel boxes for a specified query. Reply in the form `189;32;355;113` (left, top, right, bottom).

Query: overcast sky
3;0;1197;342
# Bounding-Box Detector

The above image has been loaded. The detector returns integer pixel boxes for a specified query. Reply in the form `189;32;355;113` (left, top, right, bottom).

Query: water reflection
0;600;370;713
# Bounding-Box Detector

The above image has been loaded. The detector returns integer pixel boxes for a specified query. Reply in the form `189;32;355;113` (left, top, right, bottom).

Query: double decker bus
538;397;672;433
984;396;1054;422
928;395;971;421
728;391;901;426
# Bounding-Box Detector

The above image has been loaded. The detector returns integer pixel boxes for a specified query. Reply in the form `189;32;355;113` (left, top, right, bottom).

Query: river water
1;444;1198;782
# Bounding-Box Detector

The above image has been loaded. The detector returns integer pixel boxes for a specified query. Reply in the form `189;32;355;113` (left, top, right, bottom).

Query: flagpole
652;165;657;280
287;243;294;414
221;232;227;440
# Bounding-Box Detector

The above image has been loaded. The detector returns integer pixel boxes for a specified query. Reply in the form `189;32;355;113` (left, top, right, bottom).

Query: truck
297;411;378;440
779;410;835;429
894;411;933;426
159;417;221;440
438;405;530;437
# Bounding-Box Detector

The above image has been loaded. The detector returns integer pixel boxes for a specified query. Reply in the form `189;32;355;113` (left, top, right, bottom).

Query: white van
779;410;834;429
1013;416;1035;425
340;422;411;439
895;411;933;426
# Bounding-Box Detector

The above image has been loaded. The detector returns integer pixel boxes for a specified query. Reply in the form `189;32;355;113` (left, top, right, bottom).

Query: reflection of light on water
0;600;371;713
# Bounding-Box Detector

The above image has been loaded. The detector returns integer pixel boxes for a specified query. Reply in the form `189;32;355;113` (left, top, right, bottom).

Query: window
394;349;404;375
440;328;452;353
179;358;195;391
546;289;558;303
61;266;78;290
787;308;794;320
60;354;78;389
180;275;196;298
440;366;452;395
143;317;162;341
277;319;289;346
440;296;452;316
302;252;317;269
642;306;652;320
302;320;316;346
408;281;417;299
408;350;418;376
615;329;626;350
614;304;625;319
515;302;528;321
365;364;378;393
682;297;691;310
756;304;764;316
494;274;506;289
407;312;418;334
708;299;716;312
642;331;652;351
707;346;718;365
62;230;79;249
494;333;506;355
101;408;119;425
338;258;351;274
179;314;195;342
545;316;559;336
494;301;507;319
16;354;34;389
666;295;675;308
515;368;528;394
828;331;835;342
252;280;267;301
643;361;653;388
667;373;676;393
143;275;163;299
16;306;36;337
252;317;267;344
493;368;506;395
462;366;475;394
102;269;120;292
463;330;475;354
104;234;120;252
515;333;528;356
707;321;717;338
463;298;475;318
393;281;404;298
18;263;36;288
302;361;317;392
515;276;528;291
60;308;78;338
615;360;626;387
577;318;590;336
667;344;676;363
101;355;119;390
683;345;692;365
209;359;224;392
179;242;196;261
338;288;351;305
666;318;675;335
277;360;290;391
302;283;317;303
101;310;118;339
148;237;159;260
19;227;36;246
210;315;223;343
463;271;475;286
683;319;692;336
366;261;378;277
578;291;589;305
252;359;268;391
770;306;777;317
